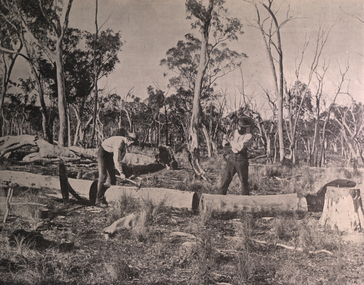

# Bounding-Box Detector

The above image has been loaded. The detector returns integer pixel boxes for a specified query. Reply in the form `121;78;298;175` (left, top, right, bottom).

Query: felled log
36;139;79;159
0;171;199;211
69;146;97;159
0;135;38;157
319;187;364;232
199;193;308;215
22;153;81;163
21;140;80;162
104;185;198;211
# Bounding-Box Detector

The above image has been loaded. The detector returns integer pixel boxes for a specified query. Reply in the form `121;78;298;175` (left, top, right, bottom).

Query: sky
11;0;364;116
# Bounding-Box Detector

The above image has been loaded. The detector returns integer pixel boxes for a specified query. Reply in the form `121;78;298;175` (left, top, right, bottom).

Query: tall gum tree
0;0;27;136
15;0;74;146
247;0;293;162
185;0;243;178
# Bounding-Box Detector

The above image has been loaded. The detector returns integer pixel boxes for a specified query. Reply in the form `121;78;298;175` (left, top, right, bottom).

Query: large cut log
0;171;198;211
0;135;38;157
104;185;198;211
319;187;364;232
199;193;308;215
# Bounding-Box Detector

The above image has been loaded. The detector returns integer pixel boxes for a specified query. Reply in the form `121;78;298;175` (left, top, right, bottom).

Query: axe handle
116;176;141;188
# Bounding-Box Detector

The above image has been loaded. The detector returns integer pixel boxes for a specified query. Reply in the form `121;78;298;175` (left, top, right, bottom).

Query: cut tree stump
319;186;364;232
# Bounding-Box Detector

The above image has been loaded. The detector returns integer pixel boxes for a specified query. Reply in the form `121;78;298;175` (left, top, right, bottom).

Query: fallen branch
250;238;334;256
223;236;333;256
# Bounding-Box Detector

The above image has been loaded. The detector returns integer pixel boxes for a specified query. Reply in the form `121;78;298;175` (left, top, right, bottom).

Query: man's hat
238;117;251;127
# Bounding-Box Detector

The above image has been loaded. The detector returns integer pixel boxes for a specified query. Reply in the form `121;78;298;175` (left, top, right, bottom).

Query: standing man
96;129;137;207
219;117;253;195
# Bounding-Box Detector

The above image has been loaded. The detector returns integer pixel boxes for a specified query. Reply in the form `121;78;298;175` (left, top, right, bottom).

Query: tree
333;101;364;166
290;23;333;166
91;0;99;147
12;0;74;146
285;81;313;164
62;28;123;146
146;86;165;145
164;0;243;177
0;0;26;136
248;0;293;162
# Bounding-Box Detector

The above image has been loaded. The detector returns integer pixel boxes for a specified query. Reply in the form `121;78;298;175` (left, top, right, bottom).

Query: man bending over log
219;117;253;195
96;129;138;207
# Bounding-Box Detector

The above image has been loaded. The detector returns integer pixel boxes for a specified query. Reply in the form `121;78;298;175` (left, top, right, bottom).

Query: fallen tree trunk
0;135;38;157
319;186;364;232
0;171;198;211
200;193;308;215
70;146;158;165
0;135;166;166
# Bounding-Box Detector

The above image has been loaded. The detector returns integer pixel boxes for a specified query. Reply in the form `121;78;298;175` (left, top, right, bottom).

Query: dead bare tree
288;24;333;165
319;63;349;167
333;100;364;166
247;0;293;162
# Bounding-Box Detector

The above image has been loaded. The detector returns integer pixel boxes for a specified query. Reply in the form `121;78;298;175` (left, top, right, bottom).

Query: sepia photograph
0;0;363;283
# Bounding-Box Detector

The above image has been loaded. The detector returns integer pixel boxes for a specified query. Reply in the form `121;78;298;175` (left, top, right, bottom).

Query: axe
116;175;142;189
89;176;143;205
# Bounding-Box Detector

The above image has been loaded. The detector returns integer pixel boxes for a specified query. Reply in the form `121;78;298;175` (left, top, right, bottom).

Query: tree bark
200;193;307;215
188;0;213;179
0;135;38;157
319;187;364;232
55;39;68;147
91;0;99;147
0;171;199;211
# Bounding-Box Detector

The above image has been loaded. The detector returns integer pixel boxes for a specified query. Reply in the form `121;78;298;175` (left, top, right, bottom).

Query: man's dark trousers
219;152;249;195
97;147;116;203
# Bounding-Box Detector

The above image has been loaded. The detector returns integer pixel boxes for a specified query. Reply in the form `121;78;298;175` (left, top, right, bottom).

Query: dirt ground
1;157;364;284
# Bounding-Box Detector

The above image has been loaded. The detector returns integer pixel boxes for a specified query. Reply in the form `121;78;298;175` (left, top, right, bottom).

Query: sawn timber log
0;170;337;216
0;171;198;212
200;193;308;215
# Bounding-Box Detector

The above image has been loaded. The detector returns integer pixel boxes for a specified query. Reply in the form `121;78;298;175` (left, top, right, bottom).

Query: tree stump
319;187;364;232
